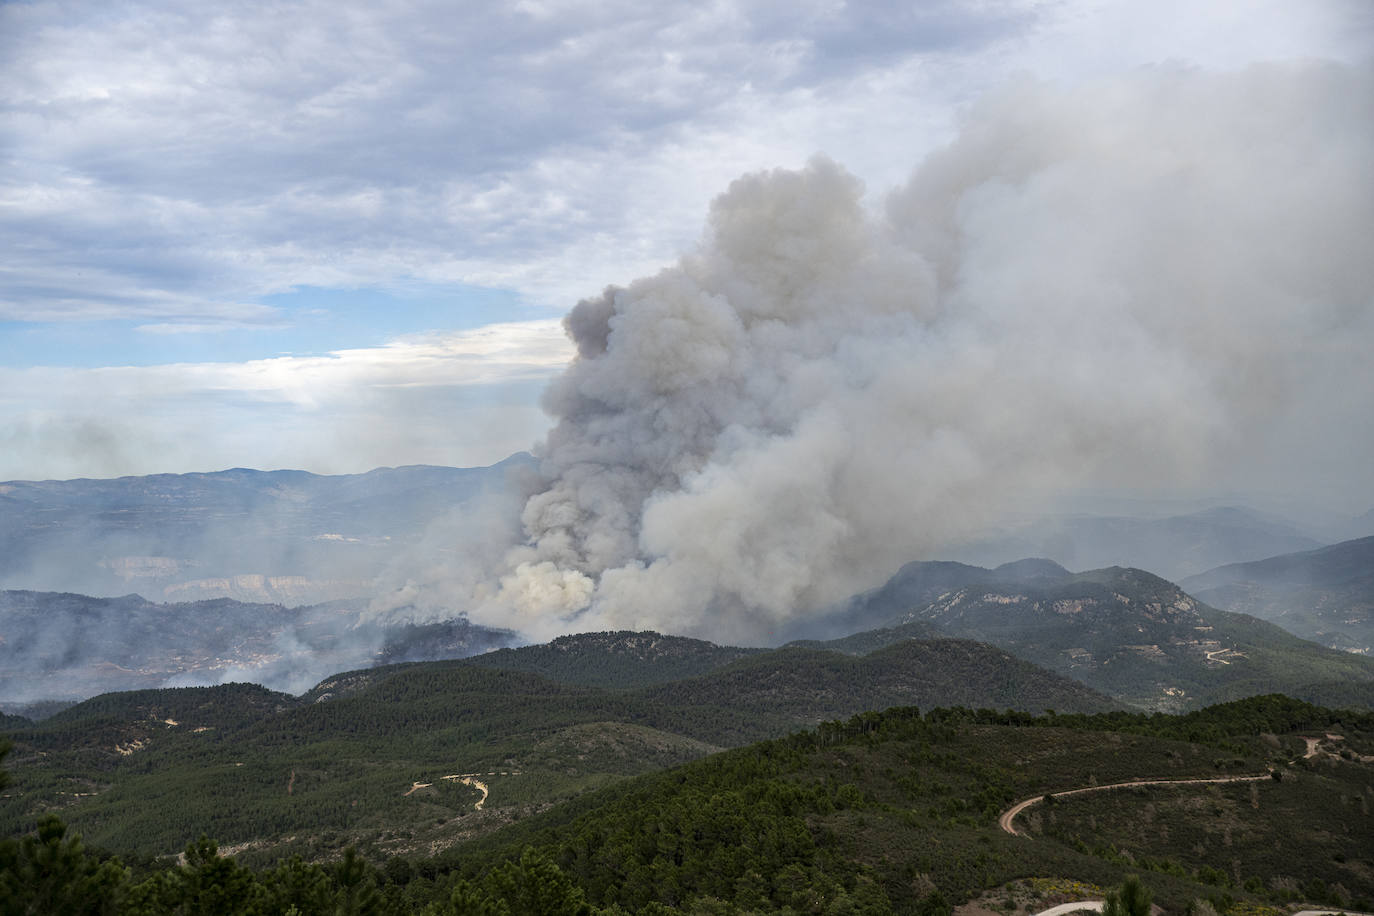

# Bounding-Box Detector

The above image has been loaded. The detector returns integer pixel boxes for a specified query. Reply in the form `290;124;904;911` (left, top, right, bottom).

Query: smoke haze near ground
375;61;1374;644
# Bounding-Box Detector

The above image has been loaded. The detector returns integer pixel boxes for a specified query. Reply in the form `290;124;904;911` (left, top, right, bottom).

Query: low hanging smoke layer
388;61;1374;644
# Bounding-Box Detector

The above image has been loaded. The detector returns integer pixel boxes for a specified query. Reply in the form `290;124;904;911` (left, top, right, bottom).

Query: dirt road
1001;732;1345;837
401;771;521;809
1030;902;1104;916
999;774;1270;837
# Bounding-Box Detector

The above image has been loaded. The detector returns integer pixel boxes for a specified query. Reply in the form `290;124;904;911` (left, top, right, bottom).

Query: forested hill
637;639;1119;728
3;686;1372;914
420;695;1374;915
21;683;298;753
0;635;1121;861
458;630;767;688
822;564;1374;711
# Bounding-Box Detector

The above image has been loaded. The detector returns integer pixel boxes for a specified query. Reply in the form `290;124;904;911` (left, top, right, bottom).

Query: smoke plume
395;61;1374;644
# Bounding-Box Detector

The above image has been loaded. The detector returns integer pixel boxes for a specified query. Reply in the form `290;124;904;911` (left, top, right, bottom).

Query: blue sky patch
0;283;552;369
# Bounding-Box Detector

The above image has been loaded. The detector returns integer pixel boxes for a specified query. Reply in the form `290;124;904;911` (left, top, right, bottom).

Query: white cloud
0;0;1062;324
0;0;1366;482
0;321;571;479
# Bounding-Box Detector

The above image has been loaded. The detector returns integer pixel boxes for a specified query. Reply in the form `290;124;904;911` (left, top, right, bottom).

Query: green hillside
640;640;1120;734
0;636;1115;862
3;694;1372;914
439;696;1374;913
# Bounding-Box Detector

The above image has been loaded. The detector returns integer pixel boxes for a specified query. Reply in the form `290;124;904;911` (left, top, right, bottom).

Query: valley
3;466;1373;914
0;590;516;713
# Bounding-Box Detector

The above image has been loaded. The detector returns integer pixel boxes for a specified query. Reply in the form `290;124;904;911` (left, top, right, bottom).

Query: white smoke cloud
392;60;1374;644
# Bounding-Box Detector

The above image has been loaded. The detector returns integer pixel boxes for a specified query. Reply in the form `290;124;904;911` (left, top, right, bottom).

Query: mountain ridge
0;454;535;605
949;505;1326;580
1181;535;1374;653
824;561;1374;711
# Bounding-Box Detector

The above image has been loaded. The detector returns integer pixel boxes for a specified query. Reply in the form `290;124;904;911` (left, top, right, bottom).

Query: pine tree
486;847;594;916
1103;876;1152;916
334;846;384;916
0;814;129;916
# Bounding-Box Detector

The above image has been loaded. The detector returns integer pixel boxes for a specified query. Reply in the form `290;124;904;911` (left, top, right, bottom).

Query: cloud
373;60;1374;644
1;0;1366;516
0;321;571;479
0;0;1140;327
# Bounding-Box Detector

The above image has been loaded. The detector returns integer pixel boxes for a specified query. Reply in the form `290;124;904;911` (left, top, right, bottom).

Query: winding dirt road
998;774;1270;836
401;771;520;809
1001;734;1337;837
1031;902;1104;916
440;775;489;810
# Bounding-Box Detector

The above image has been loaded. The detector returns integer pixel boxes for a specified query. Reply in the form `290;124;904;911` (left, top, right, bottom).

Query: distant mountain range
0;589;515;713
947;505;1331;580
1182;535;1374;654
6;460;1364;603
4;461;1373;720
9;544;1374;716
0;454;533;603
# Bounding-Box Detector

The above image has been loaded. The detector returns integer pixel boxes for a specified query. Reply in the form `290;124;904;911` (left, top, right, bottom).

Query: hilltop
459;631;766;688
828;562;1374;711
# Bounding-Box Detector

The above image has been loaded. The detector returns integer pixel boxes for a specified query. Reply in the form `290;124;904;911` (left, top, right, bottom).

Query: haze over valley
3;457;1372;716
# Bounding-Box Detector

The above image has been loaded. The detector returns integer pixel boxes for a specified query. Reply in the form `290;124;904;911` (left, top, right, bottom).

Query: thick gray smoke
396;61;1374;644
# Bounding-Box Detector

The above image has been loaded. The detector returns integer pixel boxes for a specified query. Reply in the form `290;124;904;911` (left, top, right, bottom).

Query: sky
1;0;1371;483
